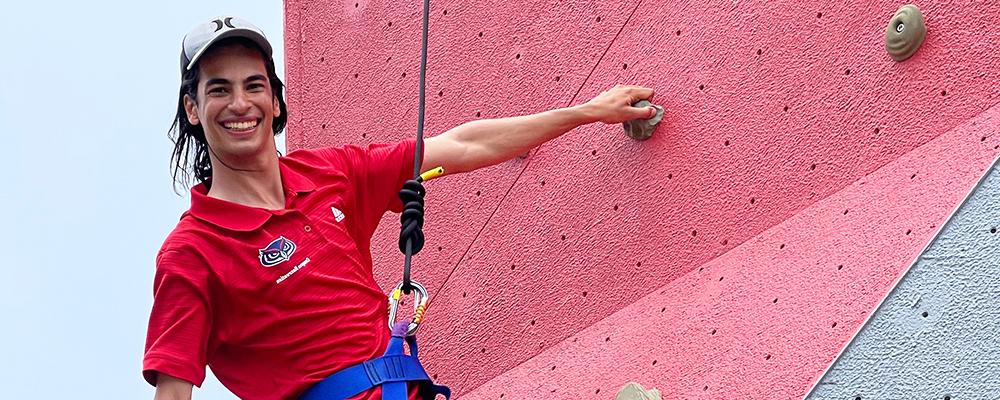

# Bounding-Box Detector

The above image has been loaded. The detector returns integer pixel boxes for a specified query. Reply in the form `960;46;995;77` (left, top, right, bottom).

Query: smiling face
183;43;281;168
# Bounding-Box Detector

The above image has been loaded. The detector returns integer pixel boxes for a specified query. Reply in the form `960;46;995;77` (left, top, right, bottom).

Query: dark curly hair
168;37;288;192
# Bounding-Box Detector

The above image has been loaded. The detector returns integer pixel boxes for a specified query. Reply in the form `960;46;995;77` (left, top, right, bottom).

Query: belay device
300;0;451;398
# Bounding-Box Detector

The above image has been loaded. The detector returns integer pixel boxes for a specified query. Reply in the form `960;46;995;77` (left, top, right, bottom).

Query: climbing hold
623;100;664;141
616;382;662;400
884;4;926;62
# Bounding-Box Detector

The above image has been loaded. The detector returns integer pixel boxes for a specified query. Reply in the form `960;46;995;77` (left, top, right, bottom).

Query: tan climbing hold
884;4;926;62
615;382;662;400
623;100;664;141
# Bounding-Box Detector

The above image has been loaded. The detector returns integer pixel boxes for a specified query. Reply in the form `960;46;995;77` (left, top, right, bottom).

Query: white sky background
1;1;284;398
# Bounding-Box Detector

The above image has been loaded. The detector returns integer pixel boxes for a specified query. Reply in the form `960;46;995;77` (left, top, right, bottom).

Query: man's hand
579;84;657;124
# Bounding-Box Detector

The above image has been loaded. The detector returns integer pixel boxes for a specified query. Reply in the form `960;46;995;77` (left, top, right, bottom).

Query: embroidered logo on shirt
259;236;297;267
331;206;345;222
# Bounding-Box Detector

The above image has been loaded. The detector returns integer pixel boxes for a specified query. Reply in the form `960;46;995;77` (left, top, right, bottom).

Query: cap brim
184;28;273;71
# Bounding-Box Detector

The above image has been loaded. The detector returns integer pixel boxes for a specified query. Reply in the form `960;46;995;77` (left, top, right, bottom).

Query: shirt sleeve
142;248;213;387
331;139;420;239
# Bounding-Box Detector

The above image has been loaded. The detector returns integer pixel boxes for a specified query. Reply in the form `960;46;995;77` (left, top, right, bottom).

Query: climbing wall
284;0;1000;398
804;110;1000;399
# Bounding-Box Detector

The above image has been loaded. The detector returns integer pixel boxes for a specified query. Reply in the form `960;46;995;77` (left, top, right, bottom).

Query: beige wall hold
623;100;664;141
615;382;662;400
884;4;926;61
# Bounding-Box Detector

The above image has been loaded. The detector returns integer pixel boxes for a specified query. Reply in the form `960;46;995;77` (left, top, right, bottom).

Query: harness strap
301;325;450;400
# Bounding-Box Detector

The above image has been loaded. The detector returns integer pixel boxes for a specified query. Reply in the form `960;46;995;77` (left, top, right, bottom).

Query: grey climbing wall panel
806;157;1000;399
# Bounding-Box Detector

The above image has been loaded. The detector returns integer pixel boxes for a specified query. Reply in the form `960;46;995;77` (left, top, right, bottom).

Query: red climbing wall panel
285;0;1000;397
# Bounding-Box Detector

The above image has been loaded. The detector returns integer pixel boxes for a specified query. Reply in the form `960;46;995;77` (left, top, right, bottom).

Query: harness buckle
388;280;429;336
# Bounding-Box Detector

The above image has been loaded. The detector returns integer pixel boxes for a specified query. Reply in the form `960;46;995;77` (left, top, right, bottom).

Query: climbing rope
399;0;433;295
392;0;441;335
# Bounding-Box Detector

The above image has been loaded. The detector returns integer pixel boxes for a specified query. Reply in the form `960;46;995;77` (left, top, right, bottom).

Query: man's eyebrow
245;74;267;83
205;78;231;86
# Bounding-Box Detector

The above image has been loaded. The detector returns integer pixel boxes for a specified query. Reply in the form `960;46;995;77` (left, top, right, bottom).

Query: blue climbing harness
300;322;450;400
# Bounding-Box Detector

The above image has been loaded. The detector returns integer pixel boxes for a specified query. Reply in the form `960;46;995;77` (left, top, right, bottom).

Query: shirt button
304;225;312;232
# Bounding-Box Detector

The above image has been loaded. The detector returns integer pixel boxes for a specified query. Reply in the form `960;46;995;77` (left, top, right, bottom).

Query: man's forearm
422;85;656;175
436;105;599;173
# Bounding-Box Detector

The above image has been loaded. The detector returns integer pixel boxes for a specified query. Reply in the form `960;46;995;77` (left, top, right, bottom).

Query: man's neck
207;152;285;210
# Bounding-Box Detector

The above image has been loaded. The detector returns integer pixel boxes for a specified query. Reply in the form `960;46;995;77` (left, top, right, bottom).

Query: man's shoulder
157;212;215;260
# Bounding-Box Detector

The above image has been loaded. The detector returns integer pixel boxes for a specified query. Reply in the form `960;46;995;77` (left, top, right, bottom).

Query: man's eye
248;84;266;92
208;87;228;96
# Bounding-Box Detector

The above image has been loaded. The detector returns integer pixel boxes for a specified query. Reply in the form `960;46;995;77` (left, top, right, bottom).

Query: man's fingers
624;85;655;101
639;106;656;119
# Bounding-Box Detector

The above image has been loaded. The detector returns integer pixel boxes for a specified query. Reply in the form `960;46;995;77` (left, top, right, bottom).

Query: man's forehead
197;45;269;77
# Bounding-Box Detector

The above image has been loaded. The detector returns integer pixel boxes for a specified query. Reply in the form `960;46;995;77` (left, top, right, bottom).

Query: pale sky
1;1;284;398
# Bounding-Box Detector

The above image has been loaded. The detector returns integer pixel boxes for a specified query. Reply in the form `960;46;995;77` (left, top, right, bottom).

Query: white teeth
223;120;258;130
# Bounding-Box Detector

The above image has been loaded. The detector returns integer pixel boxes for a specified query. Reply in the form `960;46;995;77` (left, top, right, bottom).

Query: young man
145;16;658;400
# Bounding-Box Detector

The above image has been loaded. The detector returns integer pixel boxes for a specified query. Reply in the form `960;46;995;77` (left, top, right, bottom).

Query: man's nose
228;89;252;113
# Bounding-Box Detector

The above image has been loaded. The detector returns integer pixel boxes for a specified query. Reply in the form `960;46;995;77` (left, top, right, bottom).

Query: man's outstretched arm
423;85;657;175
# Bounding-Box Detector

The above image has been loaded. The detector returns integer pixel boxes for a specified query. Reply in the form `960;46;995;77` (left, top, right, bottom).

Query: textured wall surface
459;103;1000;399
805;127;1000;398
284;0;1000;397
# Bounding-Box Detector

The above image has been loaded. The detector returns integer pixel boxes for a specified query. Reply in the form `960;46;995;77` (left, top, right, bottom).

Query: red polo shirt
143;139;421;399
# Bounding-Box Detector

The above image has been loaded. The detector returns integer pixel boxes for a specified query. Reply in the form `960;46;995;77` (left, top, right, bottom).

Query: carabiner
388;280;429;336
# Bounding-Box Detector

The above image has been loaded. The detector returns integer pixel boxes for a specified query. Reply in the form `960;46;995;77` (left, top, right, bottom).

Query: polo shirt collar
188;161;317;232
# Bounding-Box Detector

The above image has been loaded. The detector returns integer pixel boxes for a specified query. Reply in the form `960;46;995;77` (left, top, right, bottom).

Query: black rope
398;179;425;293
398;0;432;294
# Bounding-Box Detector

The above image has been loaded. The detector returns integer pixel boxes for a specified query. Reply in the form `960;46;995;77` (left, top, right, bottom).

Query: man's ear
183;95;201;126
272;95;281;118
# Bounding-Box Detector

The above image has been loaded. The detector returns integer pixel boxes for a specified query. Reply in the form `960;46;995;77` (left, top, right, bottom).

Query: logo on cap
212;17;236;32
259;236;297;267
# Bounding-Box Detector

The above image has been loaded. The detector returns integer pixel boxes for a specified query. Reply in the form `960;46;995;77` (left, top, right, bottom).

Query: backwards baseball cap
180;16;273;73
